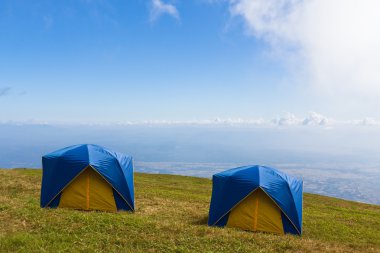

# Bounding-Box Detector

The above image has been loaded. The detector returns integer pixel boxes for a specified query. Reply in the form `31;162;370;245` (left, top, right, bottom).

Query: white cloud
228;0;380;96
124;118;267;126
3;112;380;128
271;113;302;126
358;117;380;126
150;0;179;22
123;114;380;127
302;112;328;126
271;112;332;126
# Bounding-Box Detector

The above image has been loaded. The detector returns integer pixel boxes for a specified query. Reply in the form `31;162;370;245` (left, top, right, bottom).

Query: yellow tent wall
226;188;284;234
59;167;117;212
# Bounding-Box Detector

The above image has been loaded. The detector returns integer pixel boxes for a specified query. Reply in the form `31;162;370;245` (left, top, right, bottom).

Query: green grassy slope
0;169;379;253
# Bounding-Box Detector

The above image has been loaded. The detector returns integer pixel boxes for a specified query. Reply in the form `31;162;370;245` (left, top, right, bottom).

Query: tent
208;165;303;235
40;144;134;212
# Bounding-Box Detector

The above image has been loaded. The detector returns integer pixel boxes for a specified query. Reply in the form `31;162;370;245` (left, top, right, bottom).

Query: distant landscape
136;162;380;205
1;123;380;205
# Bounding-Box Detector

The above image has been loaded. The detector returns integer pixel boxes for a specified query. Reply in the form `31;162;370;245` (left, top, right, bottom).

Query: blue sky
0;0;272;122
1;0;380;124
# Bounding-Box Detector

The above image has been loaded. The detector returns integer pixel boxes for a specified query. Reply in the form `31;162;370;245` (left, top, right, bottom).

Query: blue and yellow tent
40;144;134;212
208;165;303;235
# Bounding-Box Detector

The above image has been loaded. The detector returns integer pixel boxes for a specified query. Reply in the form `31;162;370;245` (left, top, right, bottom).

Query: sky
1;0;380;124
2;1;380;204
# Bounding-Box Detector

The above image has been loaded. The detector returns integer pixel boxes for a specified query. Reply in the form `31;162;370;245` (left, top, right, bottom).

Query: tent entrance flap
59;167;117;212
226;188;284;234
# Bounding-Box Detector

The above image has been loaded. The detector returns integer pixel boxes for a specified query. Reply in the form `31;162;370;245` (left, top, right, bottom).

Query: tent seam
260;187;301;235
44;166;89;207
211;187;259;226
87;146;134;211
89;165;134;212
112;156;134;209
262;166;301;231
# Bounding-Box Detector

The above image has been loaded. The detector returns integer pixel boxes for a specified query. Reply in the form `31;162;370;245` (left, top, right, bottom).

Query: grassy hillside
0;169;379;253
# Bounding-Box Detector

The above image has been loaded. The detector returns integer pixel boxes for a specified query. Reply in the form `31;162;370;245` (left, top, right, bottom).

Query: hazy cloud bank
228;0;380;97
2;112;380;127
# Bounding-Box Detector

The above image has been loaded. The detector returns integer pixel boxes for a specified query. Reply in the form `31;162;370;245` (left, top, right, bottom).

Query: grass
0;169;379;253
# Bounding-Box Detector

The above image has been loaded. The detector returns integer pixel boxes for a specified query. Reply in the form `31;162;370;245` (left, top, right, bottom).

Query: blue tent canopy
208;165;303;235
41;144;134;211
